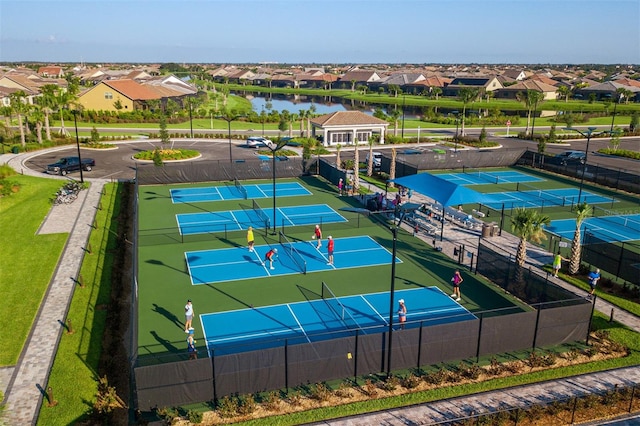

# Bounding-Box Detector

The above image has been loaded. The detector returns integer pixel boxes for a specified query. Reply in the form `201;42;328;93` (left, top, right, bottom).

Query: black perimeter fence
582;231;640;286
133;241;592;411
136;156;310;185
518;150;640;195
133;149;598;411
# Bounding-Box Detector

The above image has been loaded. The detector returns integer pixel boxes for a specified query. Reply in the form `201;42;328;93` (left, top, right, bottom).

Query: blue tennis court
200;286;477;355
546;214;640;243
176;203;347;235
483;188;613;209
170;181;311;203
185;235;400;284
437;170;543;186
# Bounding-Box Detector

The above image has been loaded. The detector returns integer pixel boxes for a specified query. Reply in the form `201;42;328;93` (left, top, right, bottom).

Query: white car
366;152;382;169
246;136;272;148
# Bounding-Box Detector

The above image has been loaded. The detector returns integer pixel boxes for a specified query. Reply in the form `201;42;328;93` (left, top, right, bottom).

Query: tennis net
234;178;248;199
279;231;307;274
466;170;499;184
321;282;360;330
593;207;640;233
252;199;270;228
516;182;567;207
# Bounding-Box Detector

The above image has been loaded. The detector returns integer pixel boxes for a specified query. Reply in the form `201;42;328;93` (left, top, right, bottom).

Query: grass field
136;176;528;360
0;175;68;366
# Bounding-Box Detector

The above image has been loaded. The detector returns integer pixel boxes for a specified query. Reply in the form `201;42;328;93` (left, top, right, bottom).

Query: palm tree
431;87;442;100
388;147;397;188
511;208;551;267
457;87;480;136
335;144;342;170
31;105;45;144
39;84;59;141
366;136;376;177
569;202;591;274
557;86;571;102
517;90;544;137
388;108;401;137
9;91;28;147
352;138;360;193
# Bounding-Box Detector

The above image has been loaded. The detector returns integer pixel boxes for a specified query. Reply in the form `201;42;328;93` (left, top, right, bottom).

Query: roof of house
311;111;389;127
379;73;425;85
101;79;162;100
528;74;560;87
498;80;558;93
339;70;380;82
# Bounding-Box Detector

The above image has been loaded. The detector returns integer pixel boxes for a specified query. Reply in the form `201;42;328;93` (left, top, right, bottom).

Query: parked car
555;150;586;165
366;152;382;169
46;156;95;175
246;136;272;148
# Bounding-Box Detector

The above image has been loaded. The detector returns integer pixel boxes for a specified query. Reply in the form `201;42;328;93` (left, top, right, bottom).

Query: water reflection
244;93;348;115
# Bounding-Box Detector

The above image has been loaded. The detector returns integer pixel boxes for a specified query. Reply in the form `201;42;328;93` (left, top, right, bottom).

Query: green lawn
37;183;121;425
0;175;68;366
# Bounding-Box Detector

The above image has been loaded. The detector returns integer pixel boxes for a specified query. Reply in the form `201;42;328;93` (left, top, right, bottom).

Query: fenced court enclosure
132;157;602;410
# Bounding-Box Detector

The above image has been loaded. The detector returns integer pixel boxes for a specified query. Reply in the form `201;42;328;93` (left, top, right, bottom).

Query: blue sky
1;0;639;64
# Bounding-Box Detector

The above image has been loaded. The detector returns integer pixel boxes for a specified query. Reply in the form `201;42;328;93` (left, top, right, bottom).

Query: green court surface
136;176;527;360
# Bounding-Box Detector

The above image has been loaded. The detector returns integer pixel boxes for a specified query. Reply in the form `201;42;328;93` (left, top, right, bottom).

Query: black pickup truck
46;156;95;175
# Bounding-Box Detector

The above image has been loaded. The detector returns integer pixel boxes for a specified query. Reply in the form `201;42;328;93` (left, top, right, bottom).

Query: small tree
159;113;170;146
548;124;557;143
630;111;639;132
609;128;621;152
479;125;487;143
90;126;100;143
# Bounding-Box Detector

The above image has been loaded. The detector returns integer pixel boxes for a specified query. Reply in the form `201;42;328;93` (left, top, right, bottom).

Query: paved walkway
1;151;639;425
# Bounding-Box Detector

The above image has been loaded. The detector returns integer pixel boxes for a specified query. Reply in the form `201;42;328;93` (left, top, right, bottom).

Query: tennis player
327;236;334;265
398;299;407;329
247;226;255;252
265;248;278;270
313;224;322;248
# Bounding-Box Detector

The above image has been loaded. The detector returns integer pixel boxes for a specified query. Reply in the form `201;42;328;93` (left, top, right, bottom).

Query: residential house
77;79;161;112
494;80;558;101
310;111;389;146
37;65;64;78
501;69;527;81
338;70;382;90
442;76;503;97
405;75;453;96
575;81;640;102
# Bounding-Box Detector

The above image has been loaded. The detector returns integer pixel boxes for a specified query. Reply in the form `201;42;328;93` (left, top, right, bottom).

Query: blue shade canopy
390;173;493;207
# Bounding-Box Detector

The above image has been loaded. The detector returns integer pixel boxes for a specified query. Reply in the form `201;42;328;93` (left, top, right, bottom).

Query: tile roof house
310;111;389;146
37;66;64;78
77;79;162;112
338;70;382;89
575;81;640;102
494;80;558;100
442;76;503;97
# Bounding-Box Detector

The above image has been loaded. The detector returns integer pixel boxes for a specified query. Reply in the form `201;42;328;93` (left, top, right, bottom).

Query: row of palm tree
511;202;590;275
2;82;80;147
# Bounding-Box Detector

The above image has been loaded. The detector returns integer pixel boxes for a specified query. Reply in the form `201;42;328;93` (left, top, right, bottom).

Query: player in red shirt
313;224;322;248
327;236;334;265
265;248;278;270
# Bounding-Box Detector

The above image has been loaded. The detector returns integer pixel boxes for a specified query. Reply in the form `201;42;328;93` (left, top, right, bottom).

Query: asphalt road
23;134;640;182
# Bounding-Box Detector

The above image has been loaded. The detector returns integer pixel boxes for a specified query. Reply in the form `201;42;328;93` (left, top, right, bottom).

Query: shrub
0;164;16;179
261;391;281;411
402;373;421;389
156;406;179;423
335;381;354;398
237;393;257;415
379;375;400;391
360;379;378;397
308;383;333;402
287;391;303;407
424;368;449;385
187;409;203;424
216;396;238;418
488;357;505;376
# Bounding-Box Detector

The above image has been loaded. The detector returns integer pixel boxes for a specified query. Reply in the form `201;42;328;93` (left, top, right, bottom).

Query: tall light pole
72;110;84;183
451;110;460;153
563;126;608;204
217;112;244;163
266;139;288;234
401;95;406;139
610;94;624;134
